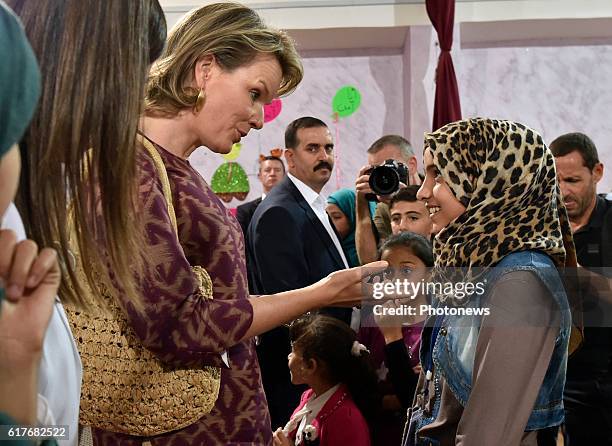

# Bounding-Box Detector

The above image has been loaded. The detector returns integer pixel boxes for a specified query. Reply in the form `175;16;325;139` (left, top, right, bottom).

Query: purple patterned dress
93;139;272;445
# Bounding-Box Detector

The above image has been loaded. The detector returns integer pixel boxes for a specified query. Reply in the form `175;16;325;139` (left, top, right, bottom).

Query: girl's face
381;246;428;282
0;144;21;221
417;149;466;232
288;346;311;386
325;203;351;239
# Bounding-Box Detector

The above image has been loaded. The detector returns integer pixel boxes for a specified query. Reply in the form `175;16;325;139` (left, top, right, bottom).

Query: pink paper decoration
264;98;282;123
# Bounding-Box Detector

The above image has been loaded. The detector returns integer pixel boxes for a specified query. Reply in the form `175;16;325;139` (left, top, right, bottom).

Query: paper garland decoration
332;86;361;118
264;98;282;123
212;142;250;202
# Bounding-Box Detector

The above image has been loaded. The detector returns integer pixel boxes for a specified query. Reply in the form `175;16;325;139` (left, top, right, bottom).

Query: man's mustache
314;162;333;172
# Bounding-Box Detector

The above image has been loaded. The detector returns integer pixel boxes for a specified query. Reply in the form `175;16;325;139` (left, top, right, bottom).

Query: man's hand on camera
355;164;374;196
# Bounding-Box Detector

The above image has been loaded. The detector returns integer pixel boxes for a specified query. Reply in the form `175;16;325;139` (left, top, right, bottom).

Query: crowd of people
0;1;610;446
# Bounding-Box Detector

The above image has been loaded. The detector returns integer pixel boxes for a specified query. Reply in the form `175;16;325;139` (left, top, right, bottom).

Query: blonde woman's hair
146;2;303;116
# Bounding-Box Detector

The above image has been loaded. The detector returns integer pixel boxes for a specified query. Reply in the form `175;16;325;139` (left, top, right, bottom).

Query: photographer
355;135;421;264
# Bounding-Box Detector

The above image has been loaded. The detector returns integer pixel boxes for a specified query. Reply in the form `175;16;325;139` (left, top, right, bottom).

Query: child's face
288;346;310;386
381;246;428;283
390;199;432;237
0;144;21;221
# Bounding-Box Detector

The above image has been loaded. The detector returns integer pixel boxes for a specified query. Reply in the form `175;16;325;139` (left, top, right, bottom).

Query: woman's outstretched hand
313;260;388;307
245;261;387;340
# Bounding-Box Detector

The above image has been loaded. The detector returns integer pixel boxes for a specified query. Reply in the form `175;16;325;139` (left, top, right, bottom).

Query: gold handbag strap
136;134;214;302
137;134;178;233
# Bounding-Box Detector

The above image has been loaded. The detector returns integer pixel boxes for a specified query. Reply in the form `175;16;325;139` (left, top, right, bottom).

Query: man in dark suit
547;133;612;446
236;153;285;236
247;116;350;430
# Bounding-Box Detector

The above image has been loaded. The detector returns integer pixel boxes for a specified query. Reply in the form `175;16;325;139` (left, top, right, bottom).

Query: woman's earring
194;89;206;113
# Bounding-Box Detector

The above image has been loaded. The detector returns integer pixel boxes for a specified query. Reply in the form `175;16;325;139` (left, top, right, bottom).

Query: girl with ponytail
273;314;381;446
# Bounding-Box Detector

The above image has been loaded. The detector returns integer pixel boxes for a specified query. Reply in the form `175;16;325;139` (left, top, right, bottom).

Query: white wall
409;24;612;192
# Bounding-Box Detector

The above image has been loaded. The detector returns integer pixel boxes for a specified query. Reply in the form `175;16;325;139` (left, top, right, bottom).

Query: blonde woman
86;3;384;445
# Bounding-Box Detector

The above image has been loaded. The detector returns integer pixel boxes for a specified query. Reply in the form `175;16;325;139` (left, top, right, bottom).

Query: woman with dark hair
326;188;373;268
274;314;381;446
5;0;167;441
405;118;578;445
8;0;167;308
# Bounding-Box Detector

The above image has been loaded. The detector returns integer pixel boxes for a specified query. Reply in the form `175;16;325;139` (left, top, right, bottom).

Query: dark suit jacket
236;196;262;236
247;175;347;297
246;175;350;427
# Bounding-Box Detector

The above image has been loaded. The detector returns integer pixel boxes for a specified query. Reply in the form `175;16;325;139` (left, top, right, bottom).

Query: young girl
359;232;433;446
273;315;380;446
406;118;577;445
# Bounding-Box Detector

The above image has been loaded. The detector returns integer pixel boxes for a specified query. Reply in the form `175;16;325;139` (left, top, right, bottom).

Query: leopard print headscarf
426;118;576;271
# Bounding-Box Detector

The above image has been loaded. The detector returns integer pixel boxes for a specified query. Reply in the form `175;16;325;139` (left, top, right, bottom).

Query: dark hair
9;0;167;308
290;315;381;424
367;134;414;159
389;185;420;210
549;132;600;170
379;232;434;267
147;1;167;64
285;116;328;149
259;156;285;172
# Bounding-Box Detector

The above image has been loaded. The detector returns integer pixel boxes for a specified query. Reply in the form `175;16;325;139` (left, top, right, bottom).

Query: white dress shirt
287;173;349;269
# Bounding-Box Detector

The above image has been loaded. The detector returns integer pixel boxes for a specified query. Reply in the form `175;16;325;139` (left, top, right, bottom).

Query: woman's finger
360;261;388;280
25;247;59;289
0;229;18;279
6;239;38;301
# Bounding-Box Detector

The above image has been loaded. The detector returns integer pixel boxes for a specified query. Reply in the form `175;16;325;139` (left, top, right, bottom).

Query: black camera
367;159;409;199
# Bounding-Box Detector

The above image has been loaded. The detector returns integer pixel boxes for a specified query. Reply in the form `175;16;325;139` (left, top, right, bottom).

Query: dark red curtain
426;0;462;131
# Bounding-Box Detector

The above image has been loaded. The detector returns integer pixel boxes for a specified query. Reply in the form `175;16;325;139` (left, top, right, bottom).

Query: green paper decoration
211;162;250;203
332;85;361;118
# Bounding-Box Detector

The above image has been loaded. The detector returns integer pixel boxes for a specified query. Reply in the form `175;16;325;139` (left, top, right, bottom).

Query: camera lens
369;165;400;196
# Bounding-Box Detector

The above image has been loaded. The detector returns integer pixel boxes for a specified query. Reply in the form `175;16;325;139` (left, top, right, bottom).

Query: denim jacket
406;250;571;445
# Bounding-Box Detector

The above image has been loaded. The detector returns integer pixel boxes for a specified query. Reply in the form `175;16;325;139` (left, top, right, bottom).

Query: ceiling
161;0;612;52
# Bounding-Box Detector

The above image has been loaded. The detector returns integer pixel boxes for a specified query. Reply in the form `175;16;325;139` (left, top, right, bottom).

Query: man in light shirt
247;116;349;430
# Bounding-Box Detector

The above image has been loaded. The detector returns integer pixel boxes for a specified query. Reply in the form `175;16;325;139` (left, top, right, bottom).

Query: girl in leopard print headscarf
405;118;579;446
424;117;576;271
422;117;582;348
